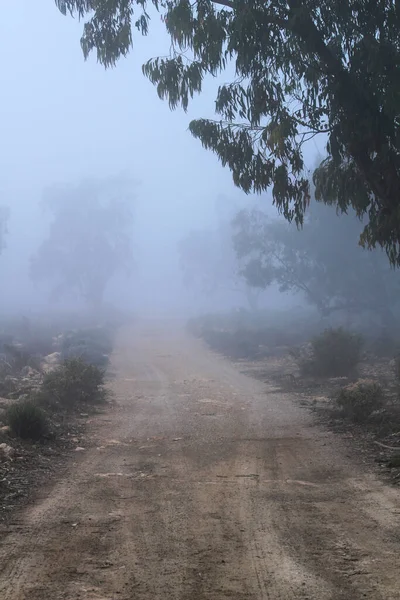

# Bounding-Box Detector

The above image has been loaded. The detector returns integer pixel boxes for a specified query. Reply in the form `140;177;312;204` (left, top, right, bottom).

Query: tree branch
210;0;289;29
211;0;234;9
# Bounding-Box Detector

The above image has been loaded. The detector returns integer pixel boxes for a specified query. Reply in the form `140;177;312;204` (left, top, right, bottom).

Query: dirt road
1;321;400;599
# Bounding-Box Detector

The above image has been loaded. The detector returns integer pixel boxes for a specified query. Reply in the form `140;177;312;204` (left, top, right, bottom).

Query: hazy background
0;1;324;316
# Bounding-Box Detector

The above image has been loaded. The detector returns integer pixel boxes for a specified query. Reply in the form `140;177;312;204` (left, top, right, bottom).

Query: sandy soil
0;320;399;600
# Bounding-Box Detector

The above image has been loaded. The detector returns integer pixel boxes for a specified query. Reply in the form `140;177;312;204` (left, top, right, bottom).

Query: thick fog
0;2;324;318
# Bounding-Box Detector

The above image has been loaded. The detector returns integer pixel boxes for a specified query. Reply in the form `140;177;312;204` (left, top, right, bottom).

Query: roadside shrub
336;379;385;423
201;329;261;359
0;333;13;353
387;454;400;469
229;331;260;359
23;335;55;358
0;374;17;398
201;330;233;355
302;328;363;377
1;344;41;374
40;358;107;409
370;331;400;358
60;328;112;368
6;400;49;440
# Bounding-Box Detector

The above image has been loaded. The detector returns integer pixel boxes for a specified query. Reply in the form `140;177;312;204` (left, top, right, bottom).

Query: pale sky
0;1;324;313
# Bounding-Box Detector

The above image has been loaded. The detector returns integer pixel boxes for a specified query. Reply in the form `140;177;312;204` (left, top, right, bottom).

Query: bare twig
373;440;400;451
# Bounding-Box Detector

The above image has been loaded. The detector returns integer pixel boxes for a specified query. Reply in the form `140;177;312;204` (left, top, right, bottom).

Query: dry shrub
1;344;41;374
336;379;385;423
37;358;107;409
370;332;400;358
60;328;112;368
6;400;49;441
201;329;261;359
301;328;363;377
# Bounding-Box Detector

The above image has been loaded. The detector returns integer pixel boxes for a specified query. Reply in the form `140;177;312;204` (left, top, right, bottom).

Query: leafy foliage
302;328;363;377
58;0;400;262
233;200;400;327
39;358;107;409
6;401;49;441
31;177;134;306
336;380;385;423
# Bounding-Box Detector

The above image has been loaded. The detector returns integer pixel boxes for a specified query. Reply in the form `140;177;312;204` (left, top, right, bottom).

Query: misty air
1;2;400;598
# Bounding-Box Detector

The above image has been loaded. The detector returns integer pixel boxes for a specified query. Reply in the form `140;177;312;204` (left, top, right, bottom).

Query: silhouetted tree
58;1;400;263
31;177;134;306
233;201;400;328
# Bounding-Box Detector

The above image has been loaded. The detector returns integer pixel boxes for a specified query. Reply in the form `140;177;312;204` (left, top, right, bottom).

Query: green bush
303;328;363;377
336;379;385;423
40;357;107;409
6;400;49;440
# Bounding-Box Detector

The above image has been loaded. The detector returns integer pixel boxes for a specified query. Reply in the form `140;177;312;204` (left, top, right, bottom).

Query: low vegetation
188;308;319;360
0;343;41;376
38;357;107;409
300;328;363;378
336;380;385;424
6;400;49;441
200;329;263;360
60;327;113;368
0;314;116;433
0;311;121;515
393;354;400;385
190;309;400;481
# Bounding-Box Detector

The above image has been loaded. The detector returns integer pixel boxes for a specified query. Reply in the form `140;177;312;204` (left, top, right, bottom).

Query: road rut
0;321;399;599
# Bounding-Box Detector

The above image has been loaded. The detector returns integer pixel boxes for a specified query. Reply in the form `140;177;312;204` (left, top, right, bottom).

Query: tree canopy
233;201;400;328
31;177;134;306
57;0;400;263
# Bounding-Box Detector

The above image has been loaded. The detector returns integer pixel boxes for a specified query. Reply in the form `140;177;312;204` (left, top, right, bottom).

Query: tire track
0;321;399;599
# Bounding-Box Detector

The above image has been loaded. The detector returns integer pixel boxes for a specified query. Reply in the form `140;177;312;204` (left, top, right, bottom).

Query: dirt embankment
0;321;399;599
